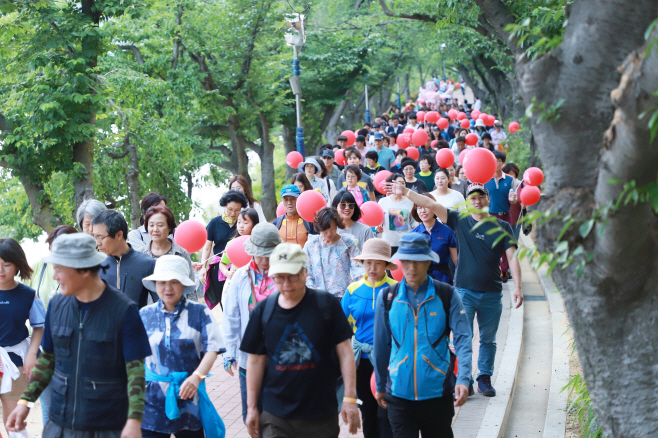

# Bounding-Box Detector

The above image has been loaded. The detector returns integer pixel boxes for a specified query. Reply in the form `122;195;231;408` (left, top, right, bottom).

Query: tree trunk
458;64;489;108
226;113;252;185
324;99;349;145
20;178;64;233
282;124;297;180
72;137;95;213
513;1;658;436
126;139;141;230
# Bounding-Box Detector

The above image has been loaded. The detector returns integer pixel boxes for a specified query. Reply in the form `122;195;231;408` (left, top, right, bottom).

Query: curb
537;266;570;438
475;276;524;438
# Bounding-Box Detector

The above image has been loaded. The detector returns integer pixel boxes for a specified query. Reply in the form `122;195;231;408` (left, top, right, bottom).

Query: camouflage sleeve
21;351;56;403
126;358;146;421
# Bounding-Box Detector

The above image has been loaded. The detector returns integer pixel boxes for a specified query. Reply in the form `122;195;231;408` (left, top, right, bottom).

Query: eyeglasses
225;207;242;214
417;206;431;212
338;203;356;210
271;274;301;284
92;234;110;243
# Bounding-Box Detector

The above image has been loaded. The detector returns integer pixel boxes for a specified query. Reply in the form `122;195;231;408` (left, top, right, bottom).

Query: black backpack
382;281;457;396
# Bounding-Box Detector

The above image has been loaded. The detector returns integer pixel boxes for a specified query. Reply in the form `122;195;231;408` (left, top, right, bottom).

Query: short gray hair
76;200;107;230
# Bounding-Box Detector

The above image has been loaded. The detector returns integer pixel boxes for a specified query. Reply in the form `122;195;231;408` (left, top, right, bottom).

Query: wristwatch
17;399;35;409
193;371;207;381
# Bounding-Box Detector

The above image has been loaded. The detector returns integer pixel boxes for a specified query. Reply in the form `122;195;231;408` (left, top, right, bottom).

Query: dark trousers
260;411;339;438
141;429;204;438
356;360;394;438
385;394;455;438
491;212;511;273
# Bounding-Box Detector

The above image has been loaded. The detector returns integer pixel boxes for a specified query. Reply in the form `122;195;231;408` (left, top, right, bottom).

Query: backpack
273;215;317;235
383;280;457;396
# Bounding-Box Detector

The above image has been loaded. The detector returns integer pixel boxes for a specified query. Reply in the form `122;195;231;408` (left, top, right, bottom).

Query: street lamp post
285;14;306;158
364;75;370;124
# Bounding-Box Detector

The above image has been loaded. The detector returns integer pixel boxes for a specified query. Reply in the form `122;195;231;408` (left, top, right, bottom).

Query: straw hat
352;238;398;271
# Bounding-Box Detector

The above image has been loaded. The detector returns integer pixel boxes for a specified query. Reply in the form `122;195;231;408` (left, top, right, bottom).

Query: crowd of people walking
1;95;529;438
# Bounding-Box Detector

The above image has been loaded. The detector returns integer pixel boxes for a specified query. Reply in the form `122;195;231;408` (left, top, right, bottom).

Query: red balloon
390;259;404;281
431;139;438;148
396;133;411;149
437;118;449;130
459;148;471;166
471;110;481;120
436;148;455;168
485;115;496;127
457;112;467;120
412;129;429;147
371;371;377;398
416;111;426;122
406;147;419;160
520;185;541;206
460;119;471;129
448;109;458;120
463;148;497;184
373;170;392;194
425;111;439;123
296;190;326;222
478;113;487;120
341;130;356;146
509;121;520;133
276;201;285;216
174;220;208;254
465;133;479;146
335;149;347;165
226;235;251;268
523;167;544;186
360;201;385;227
404;127;415;135
286;151;303;169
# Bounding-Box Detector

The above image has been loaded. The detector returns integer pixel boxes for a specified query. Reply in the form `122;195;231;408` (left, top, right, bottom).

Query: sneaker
468;382;474;396
477;375;496;397
501;272;509;283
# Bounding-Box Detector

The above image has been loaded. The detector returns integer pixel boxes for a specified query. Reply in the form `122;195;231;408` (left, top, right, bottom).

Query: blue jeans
456;288;503;383
40;384;52;426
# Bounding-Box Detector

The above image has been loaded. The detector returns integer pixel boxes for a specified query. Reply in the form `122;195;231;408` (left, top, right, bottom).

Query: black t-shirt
240;289;353;419
206;216;236;255
406;179;428;194
447;210;516;293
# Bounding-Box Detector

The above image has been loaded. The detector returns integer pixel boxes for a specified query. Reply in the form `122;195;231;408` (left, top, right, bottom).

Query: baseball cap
467;183;489;197
373;123;381;128
320;149;335;158
280;184;301;198
269;243;308;276
374;132;384;140
356;135;366;143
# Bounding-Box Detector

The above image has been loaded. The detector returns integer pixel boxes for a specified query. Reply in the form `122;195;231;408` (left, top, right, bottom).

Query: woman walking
127;193;167;251
429;168;466;211
219;175;266;224
332;191;375;252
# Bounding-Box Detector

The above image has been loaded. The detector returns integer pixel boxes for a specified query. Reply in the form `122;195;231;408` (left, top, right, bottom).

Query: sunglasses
338;203;356;210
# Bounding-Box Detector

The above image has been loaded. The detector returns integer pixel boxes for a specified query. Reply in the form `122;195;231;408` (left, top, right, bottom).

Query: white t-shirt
430;189;466;212
378;196;416;247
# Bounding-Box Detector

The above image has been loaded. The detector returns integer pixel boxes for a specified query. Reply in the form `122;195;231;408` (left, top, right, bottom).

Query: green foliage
505;0;569;60
562;374;605;438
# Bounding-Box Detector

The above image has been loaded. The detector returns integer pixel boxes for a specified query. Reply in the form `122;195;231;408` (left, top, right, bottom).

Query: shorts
0;366;29;400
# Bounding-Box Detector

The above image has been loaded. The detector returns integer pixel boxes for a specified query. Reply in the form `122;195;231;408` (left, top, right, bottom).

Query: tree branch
471;0;523;57
377;0;437;23
117;45;145;65
171;6;183;70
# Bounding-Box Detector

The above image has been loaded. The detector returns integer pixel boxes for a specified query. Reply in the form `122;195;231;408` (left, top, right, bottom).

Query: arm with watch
178;351;218;400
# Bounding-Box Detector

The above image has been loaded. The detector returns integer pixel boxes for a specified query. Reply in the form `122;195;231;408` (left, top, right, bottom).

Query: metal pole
397;77;401;109
442;58;446;82
364;75;370;124
293;46;305;158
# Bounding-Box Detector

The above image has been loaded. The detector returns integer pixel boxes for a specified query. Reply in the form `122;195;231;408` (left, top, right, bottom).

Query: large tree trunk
513;0;658;436
72;137;95;212
126;139;141;229
282;124;297;180
323;99;349;146
20;178;64;233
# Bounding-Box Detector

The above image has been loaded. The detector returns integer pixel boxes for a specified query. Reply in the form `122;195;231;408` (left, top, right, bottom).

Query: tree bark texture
126;139;141;230
20;178;64;233
510;0;658;435
323;99;349;146
282;124;297;181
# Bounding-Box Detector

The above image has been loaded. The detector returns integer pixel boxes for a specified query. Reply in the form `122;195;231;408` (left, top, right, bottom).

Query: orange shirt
278;215;309;248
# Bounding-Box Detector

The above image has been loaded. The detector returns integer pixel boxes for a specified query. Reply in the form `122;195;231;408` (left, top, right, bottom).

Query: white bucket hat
475;119;486;128
43;234;108;269
142;255;196;296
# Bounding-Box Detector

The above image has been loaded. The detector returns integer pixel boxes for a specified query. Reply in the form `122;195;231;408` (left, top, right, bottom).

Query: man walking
273;185;317;248
372;233;473;437
389;180;523;397
92;210;156;308
369;132;396;170
320;149;341;187
240;243;360;438
6;233;151;438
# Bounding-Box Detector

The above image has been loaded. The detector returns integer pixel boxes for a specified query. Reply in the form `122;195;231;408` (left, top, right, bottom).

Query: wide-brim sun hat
43;234;108;269
244;223;283;257
299;157;321;174
142;255;196;296
352;238;398;271
475;119;486;128
390;233;440;264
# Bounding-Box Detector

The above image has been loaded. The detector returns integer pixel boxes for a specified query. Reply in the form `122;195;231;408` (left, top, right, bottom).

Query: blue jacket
341;275;397;359
373;277;472;400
